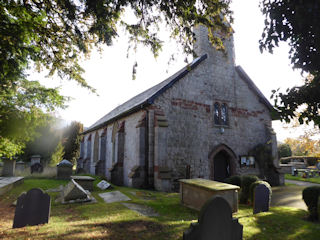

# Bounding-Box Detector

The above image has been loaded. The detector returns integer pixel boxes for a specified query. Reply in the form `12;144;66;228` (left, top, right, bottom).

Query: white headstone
97;180;111;190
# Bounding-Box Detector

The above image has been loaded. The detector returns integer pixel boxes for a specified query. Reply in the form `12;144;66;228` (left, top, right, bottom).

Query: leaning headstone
57;159;73;180
62;179;88;201
97;180;111;190
13;188;50;228
183;196;243;240
253;184;271;214
71;175;95;191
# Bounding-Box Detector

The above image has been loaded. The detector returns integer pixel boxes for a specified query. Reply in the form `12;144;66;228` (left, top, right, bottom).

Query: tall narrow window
221;103;228;125
214;102;220;125
86;135;91;158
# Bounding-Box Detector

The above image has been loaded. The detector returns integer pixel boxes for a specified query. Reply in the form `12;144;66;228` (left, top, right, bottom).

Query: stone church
78;25;280;192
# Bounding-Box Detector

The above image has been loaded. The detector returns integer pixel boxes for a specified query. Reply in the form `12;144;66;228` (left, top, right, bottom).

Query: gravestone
62;179;88;201
2;159;16;177
97;180;111;190
253;184;271;214
30;162;43;174
30;155;41;166
15;161;26;173
13;188;50;228
57;159;73;180
183;196;243;240
71;175;95;191
316;162;320;170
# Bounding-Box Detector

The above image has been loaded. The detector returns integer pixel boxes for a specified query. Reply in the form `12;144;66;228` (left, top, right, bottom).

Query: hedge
302;186;320;221
239;175;259;204
224;175;242;187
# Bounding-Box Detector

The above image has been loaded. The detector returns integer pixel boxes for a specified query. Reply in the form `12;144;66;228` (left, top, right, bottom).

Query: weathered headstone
183;196;243;240
30;162;43;174
97;180;111;190
99;191;131;203
316;162;320;170
253;184;271;214
2;159;16;177
13;188;50;228
15;161;26;173
62;179;88;201
30;155;41;166
71;175;95;191
57;159;73;180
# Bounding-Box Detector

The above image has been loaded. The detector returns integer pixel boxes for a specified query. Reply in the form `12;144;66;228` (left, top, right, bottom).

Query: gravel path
271;179;320;210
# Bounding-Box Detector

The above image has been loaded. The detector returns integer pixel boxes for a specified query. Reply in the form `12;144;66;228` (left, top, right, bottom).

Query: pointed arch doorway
209;144;237;182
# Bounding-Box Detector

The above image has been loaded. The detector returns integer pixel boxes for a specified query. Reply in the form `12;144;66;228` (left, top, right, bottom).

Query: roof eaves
82;54;207;135
82;102;151;135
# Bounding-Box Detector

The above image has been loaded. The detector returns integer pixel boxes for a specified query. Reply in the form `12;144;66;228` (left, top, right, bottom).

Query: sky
33;0;307;142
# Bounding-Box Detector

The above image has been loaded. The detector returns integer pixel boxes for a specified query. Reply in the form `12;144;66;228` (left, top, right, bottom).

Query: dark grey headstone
13;188;50;228
57;159;72;166
30;162;43;173
183;196;243;240
253;184;271;214
57;160;73;180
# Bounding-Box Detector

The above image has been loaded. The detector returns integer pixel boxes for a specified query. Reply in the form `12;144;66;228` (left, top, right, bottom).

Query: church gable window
214;102;229;126
214;102;220;125
221;103;228;125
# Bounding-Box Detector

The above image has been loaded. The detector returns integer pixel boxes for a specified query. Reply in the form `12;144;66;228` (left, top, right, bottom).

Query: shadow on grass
2;219;186;240
241;207;320;240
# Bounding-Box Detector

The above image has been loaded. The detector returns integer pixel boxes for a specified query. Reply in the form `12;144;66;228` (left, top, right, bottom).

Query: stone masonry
78;24;279;192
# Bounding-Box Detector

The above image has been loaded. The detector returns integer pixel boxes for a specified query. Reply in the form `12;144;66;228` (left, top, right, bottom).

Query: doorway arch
209;144;237;182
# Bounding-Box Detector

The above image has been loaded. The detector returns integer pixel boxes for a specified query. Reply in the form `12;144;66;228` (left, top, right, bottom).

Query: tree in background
0;0;232;159
260;0;320;126
62;121;83;165
284;136;320;157
20;117;64;163
50;142;65;167
278;143;292;158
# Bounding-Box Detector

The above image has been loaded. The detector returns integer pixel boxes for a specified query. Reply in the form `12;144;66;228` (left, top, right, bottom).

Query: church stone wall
152;26;272;190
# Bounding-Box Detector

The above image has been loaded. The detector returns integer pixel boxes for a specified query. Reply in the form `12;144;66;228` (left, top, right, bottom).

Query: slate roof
235;66;273;111
83;54;208;134
83;55;273;135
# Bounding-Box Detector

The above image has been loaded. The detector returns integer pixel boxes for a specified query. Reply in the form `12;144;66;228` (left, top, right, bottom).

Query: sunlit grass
286;174;320;184
1;177;320;240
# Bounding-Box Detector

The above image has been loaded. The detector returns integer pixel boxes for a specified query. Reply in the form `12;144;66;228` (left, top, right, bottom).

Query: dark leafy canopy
277;143;292;158
0;0;233;158
260;0;320;126
62;121;83;164
1;0;233;88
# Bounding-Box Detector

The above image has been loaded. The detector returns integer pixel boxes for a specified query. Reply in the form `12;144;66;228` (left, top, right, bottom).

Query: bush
302;186;320;221
240;175;259;204
225;175;242;187
249;180;272;205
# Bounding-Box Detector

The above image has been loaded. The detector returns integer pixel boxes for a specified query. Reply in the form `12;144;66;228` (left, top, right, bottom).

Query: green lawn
285;174;320;184
1;177;320;240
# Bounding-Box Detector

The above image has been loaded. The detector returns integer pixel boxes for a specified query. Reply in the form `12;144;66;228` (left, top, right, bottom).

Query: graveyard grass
285;173;320;184
1;177;320;240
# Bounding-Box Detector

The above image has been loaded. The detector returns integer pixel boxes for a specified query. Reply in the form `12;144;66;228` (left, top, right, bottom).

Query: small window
221;103;228;125
214;102;220;125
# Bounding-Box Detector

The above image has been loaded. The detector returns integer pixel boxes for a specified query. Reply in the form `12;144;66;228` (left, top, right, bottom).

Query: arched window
221;103;228;125
214;102;220;125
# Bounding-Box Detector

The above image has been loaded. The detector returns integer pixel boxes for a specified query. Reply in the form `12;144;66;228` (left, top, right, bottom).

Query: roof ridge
82;54;207;134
